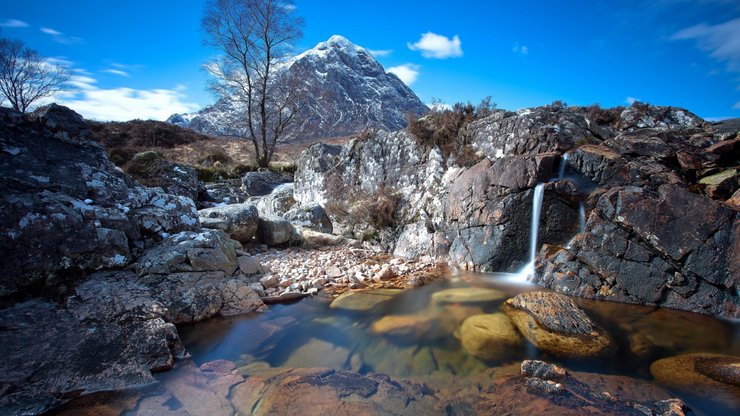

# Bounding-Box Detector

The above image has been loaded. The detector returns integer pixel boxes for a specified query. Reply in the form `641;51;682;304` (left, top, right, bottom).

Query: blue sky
1;0;739;121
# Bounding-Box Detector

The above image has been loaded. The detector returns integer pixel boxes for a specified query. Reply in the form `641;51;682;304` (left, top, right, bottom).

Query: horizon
1;0;739;121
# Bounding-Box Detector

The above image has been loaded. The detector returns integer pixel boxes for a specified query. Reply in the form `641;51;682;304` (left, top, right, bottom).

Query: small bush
585;104;622;125
269;162;297;174
199;150;231;166
196;166;229;182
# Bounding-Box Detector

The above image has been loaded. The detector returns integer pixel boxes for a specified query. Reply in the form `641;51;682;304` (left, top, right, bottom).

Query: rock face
168;35;428;141
294;102;739;317
0;105;200;299
502;291;615;358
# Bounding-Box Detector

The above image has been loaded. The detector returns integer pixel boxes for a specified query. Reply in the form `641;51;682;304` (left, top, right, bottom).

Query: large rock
503;291;615;358
124;151;203;201
459;313;522;361
256;216;296;246
0;105;199;299
445;159;578;272
329;289;403;311
255;183;296;217
535;184;739;318
241;171;286;197
198;203;259;242
284;202;333;234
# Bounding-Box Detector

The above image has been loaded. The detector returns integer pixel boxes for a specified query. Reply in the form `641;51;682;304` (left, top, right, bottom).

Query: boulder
255;183;296;217
241;171;285;196
201;180;250;207
30;103;90;142
134;230;239;277
650;353;740;411
503;291;615;357
284;203;333;234
198;203;259;242
459;313;522;361
256;216;296;246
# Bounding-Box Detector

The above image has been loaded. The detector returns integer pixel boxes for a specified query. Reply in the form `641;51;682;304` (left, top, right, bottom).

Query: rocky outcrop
124;151;203;201
242;171;287;197
294;102;738;317
0;105;200;299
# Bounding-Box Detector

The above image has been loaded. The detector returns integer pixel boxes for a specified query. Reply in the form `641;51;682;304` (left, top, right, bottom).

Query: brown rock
503;291;615;357
459;313;522;361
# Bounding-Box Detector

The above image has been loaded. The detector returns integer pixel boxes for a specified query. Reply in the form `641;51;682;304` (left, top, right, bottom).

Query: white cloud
671;18;740;71
407;32;463;59
513;43;529;55
387;64;420;86
55;74;200;121
733;101;740;109
368;49;393;57
626;96;640;104
281;3;297;12
102;69;130;77
0;19;29;28
40;27;82;44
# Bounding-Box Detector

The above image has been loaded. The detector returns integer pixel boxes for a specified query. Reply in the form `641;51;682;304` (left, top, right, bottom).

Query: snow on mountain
167;35;429;140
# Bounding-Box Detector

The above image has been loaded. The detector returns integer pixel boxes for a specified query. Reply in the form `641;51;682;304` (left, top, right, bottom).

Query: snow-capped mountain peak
168;35;428;140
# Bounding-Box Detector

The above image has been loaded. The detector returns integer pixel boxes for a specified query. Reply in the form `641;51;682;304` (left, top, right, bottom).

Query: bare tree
0;36;70;113
203;0;303;168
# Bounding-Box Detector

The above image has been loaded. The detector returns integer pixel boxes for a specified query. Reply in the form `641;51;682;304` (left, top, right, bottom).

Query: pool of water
173;272;739;415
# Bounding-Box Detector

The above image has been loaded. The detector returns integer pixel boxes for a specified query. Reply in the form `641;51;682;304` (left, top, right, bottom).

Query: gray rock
255;183;296;216
238;255;261;275
241;171;285;197
284;203;333;233
0;106;200;299
256;216;296;246
198;203;259;242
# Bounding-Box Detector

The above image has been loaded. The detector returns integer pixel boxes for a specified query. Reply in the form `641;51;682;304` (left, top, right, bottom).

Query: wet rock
230;367;443;415
241;171;285;196
284;202;333;234
431;287;506;304
329;289;403;311
503;291;615;357
0;299;183;415
521;360;567;381
650;353;740;410
256;215;296;246
198;203;259;242
535;184;739;318
460;313;522;361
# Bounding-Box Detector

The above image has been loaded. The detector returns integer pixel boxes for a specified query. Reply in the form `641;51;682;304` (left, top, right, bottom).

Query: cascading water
558;153;570;179
512;183;545;283
578;202;586;233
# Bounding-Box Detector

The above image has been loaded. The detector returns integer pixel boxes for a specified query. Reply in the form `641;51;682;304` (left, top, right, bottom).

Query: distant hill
167;35;429;141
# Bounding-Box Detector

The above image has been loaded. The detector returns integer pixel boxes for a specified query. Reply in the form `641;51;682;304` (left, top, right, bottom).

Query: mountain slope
167;35;428;140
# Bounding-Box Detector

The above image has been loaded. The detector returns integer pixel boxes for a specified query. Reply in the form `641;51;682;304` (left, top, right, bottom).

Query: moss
699;169;736;186
133;150;160;163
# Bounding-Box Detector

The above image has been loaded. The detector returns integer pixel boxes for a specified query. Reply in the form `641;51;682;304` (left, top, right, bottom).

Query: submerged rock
503;291;615;357
430;287;506;304
460;313;522;361
650;353;740;411
329;289;403;311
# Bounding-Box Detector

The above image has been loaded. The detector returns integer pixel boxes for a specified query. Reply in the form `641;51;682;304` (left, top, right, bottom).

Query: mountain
167;35;429;141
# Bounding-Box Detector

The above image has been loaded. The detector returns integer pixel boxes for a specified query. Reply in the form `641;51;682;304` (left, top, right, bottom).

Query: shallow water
51;272;740;415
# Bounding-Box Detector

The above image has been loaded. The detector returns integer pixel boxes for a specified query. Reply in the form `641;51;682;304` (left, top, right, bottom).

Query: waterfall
513;183;545;283
578;202;586;233
558;153;570;179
